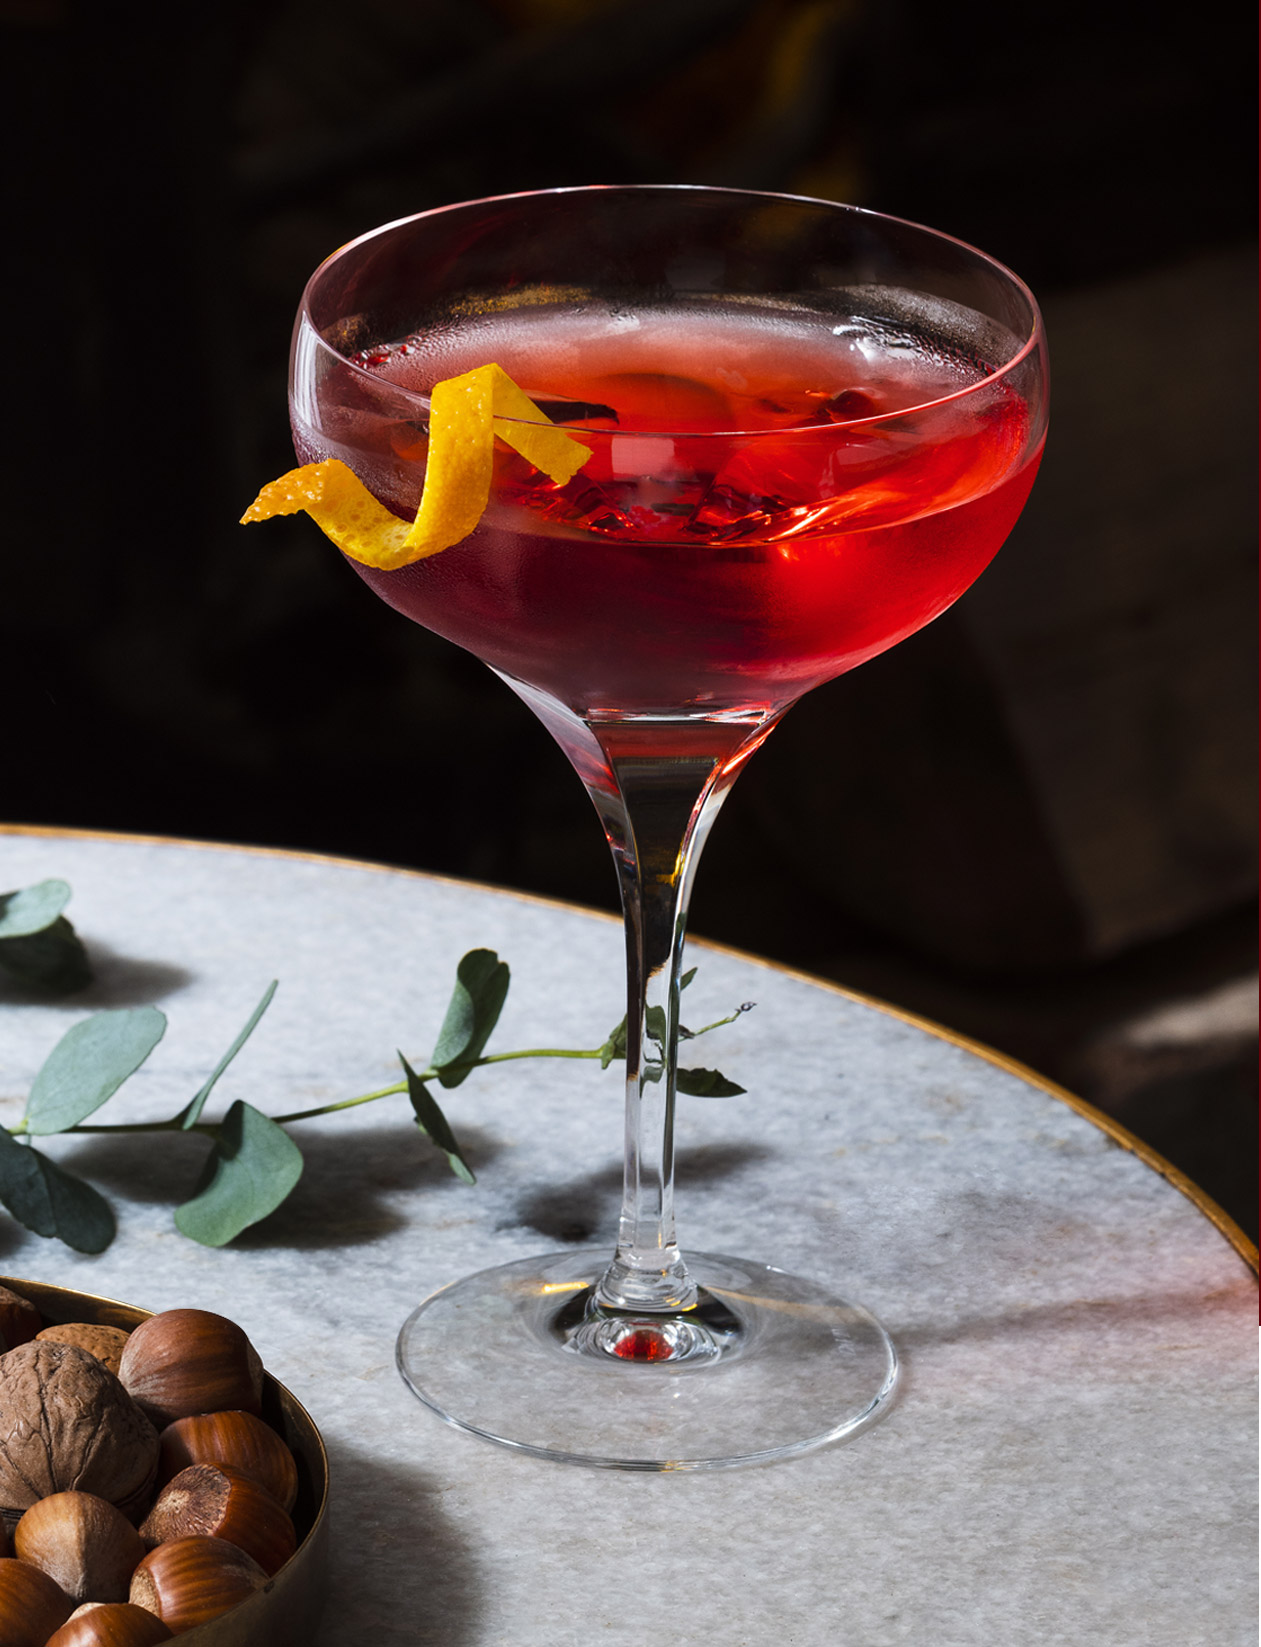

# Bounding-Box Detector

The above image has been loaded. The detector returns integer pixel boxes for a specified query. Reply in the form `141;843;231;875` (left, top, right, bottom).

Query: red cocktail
285;187;1048;1468
300;298;1040;717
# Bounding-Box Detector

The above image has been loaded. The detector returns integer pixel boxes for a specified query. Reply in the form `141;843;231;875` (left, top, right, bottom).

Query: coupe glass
288;186;1047;1468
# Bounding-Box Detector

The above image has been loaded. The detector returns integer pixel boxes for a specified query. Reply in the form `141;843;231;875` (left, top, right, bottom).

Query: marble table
0;826;1255;1646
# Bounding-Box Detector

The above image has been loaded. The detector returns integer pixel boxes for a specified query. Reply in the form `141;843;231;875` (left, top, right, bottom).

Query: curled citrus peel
240;363;592;569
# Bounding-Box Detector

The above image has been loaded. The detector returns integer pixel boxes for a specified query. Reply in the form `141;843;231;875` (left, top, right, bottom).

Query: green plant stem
7;1026;729;1141
49;1119;216;1135
687;1007;751;1038
479;1045;604;1068
6;1044;609;1139
271;1081;408;1124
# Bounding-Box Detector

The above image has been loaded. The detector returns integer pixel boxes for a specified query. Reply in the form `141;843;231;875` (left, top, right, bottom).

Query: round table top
1;826;1255;1646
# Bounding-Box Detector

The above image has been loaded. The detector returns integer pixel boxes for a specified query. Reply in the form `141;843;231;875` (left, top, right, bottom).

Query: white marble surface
0;828;1254;1646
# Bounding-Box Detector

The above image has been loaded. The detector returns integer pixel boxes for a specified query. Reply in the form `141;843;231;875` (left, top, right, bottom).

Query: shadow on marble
236;1122;503;1250
54;1123;502;1250
0;1217;38;1264
50;1129;208;1208
0;942;196;1010
512;1139;773;1244
315;1446;484;1646
79;944;196;1006
888;1271;1258;1354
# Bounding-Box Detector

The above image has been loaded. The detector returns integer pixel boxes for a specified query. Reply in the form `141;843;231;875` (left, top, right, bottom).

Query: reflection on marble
0;830;1255;1646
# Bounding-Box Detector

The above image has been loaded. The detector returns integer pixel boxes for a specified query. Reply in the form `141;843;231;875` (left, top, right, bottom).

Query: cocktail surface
297;300;1041;717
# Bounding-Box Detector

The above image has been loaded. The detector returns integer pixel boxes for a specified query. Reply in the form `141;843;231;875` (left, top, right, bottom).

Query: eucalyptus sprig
3;945;751;1255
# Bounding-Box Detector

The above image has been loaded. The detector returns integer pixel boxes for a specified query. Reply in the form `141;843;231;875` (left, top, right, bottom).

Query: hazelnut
15;1491;146;1603
118;1311;263;1428
157;1411;298;1512
37;1324;132;1378
0;1556;75;1647
129;1536;267;1632
140;1464;295;1576
0;1343;158;1528
47;1602;174;1646
0;1286;41;1353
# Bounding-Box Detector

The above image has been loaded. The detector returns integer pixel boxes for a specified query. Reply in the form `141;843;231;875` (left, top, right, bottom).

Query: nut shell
157;1410;298;1512
15;1491;146;1603
0;1286;42;1353
47;1602;175;1646
118;1311;263;1428
0;1344;158;1528
140;1464;295;1576
0;1556;76;1647
129;1536;267;1631
37;1324;132;1379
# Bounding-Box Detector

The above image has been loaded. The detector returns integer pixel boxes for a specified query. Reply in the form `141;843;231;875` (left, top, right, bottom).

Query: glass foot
396;1248;899;1470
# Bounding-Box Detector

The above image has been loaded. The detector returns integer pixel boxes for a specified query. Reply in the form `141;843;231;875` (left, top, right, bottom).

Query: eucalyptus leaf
174;1101;304;1247
0;1130;115;1252
26;1007;167;1135
0;880;71;938
0;918;93;993
675;1067;746;1097
430;949;509;1088
400;1054;475;1183
601;1005;694;1066
645;1005;667;1048
598;1015;627;1069
176;981;278;1130
600;968;700;1068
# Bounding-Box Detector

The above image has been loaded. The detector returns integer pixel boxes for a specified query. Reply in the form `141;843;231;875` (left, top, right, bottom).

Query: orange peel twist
241;363;592;568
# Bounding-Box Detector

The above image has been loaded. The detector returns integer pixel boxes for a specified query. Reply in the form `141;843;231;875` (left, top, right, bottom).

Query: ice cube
824;389;880;422
575;372;733;432
536;480;632;536
529;398;619;425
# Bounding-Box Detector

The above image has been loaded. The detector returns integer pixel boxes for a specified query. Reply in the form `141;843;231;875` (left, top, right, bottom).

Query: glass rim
297;183;1046;440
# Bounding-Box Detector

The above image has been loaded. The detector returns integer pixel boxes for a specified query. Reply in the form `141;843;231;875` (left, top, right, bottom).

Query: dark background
4;1;1257;1236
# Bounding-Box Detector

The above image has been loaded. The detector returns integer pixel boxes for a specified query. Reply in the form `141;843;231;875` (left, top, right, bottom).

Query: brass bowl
1;1275;330;1646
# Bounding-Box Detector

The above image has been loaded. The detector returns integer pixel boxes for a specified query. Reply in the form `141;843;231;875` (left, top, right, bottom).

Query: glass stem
593;730;742;1313
500;675;784;1315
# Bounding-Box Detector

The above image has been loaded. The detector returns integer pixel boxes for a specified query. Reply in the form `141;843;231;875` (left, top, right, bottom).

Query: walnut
35;1325;131;1379
0;1344;158;1530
